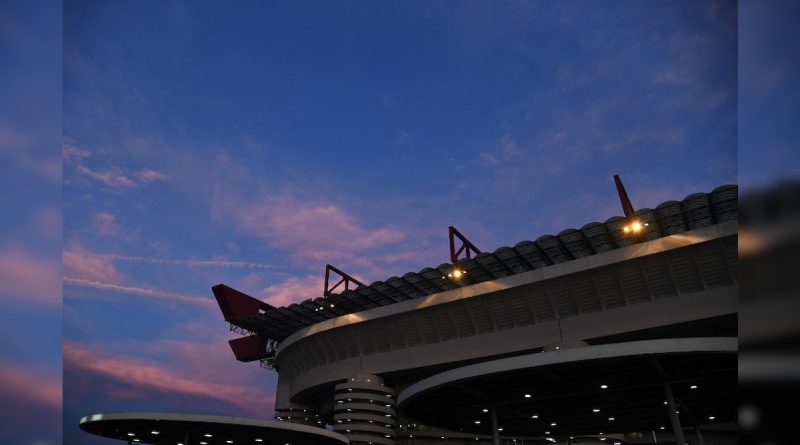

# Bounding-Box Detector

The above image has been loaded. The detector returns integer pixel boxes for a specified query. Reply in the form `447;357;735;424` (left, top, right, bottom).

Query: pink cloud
136;168;169;183
64;341;272;414
218;192;405;266
77;164;138;188
91;211;121;237
63;277;214;308
0;361;62;408
63;243;125;283
62;136;91;161
0;246;61;305
261;274;323;306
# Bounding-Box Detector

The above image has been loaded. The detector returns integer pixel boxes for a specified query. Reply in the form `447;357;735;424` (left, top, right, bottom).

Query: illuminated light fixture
386;435;391;438
660;426;666;430
441;437;446;440
475;420;481;424
150;430;160;435
531;415;538;419
205;434;213;437
690;385;698;389
524;394;532;398
226;441;234;444
600;438;607;442
663;401;668;405
614;442;622;445
608;417;615;421
498;428;504;432
201;442;208;445
593;408;601;413
545;431;550;435
708;416;716;420
127;433;135;437
256;440;263;443
409;435;413;438
599;432;604;435
386;414;392;417
386;404;391;407
447;269;467;279
483;409;489;413
338;400;343;404
386;425;391;428
346;409;351;412
600;384;608;389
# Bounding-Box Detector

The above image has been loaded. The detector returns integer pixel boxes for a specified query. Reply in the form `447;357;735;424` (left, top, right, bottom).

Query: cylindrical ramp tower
333;374;396;445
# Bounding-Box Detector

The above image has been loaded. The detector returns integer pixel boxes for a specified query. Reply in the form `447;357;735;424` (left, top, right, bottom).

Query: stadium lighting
475;420;481;424
600;384;608;389
524;394;532;398
623;221;648;233
447;269;466;279
531;415;538;419
593;408;601;413
482;409;489;413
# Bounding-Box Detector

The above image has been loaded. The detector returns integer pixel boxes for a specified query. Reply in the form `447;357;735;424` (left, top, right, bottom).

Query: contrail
63;277;214;308
71;253;282;270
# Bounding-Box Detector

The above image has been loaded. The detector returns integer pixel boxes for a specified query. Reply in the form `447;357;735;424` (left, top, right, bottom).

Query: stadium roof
213;184;737;349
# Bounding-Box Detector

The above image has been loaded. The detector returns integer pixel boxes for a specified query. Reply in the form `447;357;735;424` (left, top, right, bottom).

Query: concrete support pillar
490;405;500;445
184;431;190;445
664;383;686;445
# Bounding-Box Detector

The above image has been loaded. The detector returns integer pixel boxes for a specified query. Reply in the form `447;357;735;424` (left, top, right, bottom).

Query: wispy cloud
63;277;214;308
62;136;91;161
216;191;405;268
80;252;284;270
261;274;323;306
0;246;61;305
91;211;122;237
63;243;125;283
76;164;138;188
0;361;62;408
136;168;169;183
64;341;271;414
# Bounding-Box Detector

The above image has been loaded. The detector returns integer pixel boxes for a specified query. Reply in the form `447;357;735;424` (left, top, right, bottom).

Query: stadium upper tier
213;184;737;347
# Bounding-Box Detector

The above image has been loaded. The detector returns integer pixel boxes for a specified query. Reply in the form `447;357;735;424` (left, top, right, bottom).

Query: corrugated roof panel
475;252;513;279
514;241;551;269
558;228;594;259
536;235;572;264
494;246;531;274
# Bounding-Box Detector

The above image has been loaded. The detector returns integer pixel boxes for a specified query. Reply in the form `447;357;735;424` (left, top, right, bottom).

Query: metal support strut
324;264;366;297
449;226;481;264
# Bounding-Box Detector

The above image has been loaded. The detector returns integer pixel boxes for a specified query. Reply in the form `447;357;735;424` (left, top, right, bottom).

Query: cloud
64;341;271;414
82;252;284;270
63;277;214;308
218;192;405;267
0;246;61;304
0;361;62;408
63;243;125;283
77;165;138;189
91;211;121;237
75;164;168;189
62;136;91;161
261;274;323;306
136;168;169;183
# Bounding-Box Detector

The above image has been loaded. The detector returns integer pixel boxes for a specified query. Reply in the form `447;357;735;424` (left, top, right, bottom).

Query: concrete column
651;430;658;443
184;431;190;445
333;374;396;445
664;383;686;445
490;405;500;445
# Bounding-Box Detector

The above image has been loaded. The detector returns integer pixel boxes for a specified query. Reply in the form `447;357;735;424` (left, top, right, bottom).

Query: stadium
81;177;737;445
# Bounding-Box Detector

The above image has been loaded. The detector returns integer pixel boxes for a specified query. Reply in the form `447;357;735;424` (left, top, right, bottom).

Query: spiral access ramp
332;375;396;445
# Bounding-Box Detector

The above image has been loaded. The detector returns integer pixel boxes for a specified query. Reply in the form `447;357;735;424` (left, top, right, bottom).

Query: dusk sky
58;1;736;443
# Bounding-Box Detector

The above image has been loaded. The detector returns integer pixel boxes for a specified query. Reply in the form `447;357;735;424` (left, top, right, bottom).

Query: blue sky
60;1;737;444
